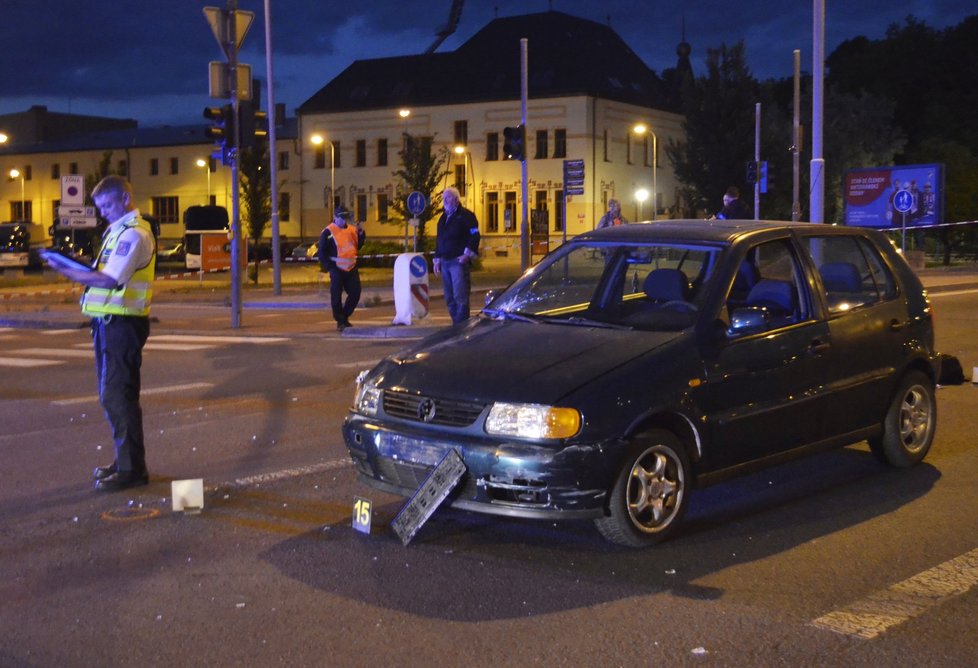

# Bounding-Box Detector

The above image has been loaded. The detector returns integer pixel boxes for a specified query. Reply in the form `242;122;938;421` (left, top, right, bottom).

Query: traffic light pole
519;38;530;273
228;0;243;328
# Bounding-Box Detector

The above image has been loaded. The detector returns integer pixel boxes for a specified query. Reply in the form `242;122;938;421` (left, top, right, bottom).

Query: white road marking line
40;329;79;335
228;458;352;487
811;546;978;639
10;348;92;358
144;343;216;351
0;356;64;367
929;288;978;298
336;359;382;369
52;381;215;406
150;334;289;344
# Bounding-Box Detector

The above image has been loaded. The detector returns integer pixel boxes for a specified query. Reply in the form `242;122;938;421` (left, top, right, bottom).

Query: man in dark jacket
433;187;480;325
717;186;751;220
318;205;365;330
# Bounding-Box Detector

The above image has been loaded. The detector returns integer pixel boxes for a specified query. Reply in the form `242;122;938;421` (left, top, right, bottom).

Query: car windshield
485;240;723;331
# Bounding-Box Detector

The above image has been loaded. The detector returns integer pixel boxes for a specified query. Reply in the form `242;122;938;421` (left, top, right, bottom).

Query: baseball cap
334;205;353;219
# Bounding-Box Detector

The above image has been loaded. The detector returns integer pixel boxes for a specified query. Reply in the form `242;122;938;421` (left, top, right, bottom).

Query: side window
807;235;894;314
725;239;812;331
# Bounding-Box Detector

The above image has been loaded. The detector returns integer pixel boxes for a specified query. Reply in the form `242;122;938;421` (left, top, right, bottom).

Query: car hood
371;318;684;405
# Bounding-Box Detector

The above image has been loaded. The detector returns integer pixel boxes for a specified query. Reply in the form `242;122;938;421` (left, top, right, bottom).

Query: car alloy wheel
870;370;936;468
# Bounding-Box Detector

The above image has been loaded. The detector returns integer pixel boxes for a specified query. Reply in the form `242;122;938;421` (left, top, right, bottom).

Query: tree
388;133;450;251
239;140;271;283
665;41;760;216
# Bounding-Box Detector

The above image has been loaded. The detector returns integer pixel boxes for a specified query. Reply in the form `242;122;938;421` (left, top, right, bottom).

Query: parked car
289;241;318;262
343;220;939;547
157;241;185;263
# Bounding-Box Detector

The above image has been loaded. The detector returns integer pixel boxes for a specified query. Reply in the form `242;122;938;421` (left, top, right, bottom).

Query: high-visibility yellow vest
81;216;156;317
327;222;359;271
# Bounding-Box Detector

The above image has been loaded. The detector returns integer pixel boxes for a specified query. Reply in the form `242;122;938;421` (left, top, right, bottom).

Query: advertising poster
843;164;943;229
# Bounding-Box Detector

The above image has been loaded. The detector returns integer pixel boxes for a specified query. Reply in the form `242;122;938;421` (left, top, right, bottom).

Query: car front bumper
342;414;616;520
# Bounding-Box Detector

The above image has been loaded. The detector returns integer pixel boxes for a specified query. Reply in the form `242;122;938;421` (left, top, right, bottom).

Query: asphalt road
1;271;978;665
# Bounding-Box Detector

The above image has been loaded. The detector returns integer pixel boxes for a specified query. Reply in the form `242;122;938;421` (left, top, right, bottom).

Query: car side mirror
728;306;770;337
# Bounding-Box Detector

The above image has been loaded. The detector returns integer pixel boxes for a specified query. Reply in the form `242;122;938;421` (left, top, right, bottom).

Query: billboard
843;164;943;229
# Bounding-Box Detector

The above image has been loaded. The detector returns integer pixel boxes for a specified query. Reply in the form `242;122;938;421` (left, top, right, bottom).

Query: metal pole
810;0;825;223
792;49;801;221
519;38;530;272
754;102;761;220
228;0;242;328
651;131;657;220
264;0;281;294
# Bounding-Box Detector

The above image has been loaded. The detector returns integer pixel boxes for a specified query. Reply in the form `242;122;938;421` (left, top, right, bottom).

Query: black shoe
336;321;347;331
94;470;149;492
93;462;117;480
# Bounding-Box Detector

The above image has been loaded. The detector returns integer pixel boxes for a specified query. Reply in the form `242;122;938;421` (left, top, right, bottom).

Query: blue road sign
407;191;427;216
893;189;914;213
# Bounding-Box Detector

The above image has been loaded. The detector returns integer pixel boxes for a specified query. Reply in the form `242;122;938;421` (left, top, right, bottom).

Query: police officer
433;187;480;325
44;176;156;491
318;205;365;330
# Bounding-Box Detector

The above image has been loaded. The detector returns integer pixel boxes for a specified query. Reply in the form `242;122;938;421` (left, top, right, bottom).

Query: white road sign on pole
61;175;85;205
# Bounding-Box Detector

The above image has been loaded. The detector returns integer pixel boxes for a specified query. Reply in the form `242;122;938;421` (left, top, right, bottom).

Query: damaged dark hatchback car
343;220;938;547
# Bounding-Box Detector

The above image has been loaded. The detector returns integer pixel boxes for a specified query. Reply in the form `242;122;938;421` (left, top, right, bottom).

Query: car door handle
809;338;831;355
889;318;906;331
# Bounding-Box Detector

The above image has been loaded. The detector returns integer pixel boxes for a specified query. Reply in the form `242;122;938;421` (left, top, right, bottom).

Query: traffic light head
746;160;758;184
238;101;268;150
503;125;526;162
204;104;234;148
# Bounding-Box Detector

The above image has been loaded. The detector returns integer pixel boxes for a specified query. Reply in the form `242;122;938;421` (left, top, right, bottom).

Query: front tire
595;430;690;547
869;371;936;468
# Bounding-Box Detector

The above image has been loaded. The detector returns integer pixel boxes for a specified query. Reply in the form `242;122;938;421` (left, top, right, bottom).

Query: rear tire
594;430;690;547
868;371;936;468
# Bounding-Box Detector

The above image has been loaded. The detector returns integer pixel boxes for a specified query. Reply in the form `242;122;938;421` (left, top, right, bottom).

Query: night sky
1;0;974;127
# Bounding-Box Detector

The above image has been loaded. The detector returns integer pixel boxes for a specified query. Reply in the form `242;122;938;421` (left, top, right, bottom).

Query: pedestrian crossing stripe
150;334;290;344
53;382;215;406
0;356;63;367
10;348;92;358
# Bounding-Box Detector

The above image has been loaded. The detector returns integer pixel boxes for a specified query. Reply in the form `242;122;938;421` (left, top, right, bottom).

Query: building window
10;201;31;221
486;133;499;161
603;130;609;162
314;143;326;169
454;164;466;196
553;129;567;158
377;193;389;221
454;120;468;146
117;160;128;176
69;162;79;175
377;138;388;167
504;191;517;231
333;141;341;168
278;151;289;171
355;194;367;222
151;196;179;225
355;139;366;167
555;190;565;232
150;158;159;176
279;192;291;222
485;192;499;233
170;157;179;175
24;165;32;181
51;163;60;179
535;130;548;160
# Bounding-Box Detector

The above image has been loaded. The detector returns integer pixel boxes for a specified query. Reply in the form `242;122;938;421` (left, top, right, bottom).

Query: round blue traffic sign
893;189;914;213
406;191;427;216
409;255;427;278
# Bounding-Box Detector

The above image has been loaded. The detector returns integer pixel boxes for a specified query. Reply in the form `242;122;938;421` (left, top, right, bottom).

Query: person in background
44;176;157;492
597;198;629;228
318;205;365;331
433;186;480;325
716;186;751;220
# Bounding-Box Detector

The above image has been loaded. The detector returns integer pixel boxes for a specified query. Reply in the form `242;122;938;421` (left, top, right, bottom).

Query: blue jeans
441;258;472;325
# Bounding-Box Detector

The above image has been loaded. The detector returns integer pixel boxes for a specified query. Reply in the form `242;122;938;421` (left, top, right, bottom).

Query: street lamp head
196;158;207;168
9;168;20;179
633;123;648;135
0;132;8;144
398;109;411;118
310;133;324;145
635;188;650;202
454;145;465;155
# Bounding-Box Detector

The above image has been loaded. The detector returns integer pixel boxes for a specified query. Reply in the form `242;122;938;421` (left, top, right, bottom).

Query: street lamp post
632;123;657;220
9;168;25;220
453;145;475;210
196;158;211;202
310;133;335;219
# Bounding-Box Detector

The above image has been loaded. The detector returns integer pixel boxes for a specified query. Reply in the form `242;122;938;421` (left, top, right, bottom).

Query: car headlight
354;372;382;416
485;402;581;440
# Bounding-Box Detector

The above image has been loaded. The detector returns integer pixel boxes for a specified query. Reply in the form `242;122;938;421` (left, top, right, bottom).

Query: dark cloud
1;0;975;126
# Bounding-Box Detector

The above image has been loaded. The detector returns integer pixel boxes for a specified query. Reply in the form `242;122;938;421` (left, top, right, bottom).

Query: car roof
574;219;861;245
